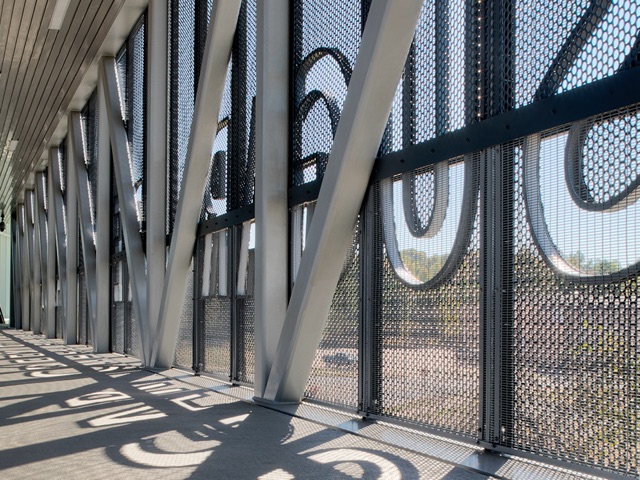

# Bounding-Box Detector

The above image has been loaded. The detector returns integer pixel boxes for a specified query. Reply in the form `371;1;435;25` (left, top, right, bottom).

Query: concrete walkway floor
0;329;603;480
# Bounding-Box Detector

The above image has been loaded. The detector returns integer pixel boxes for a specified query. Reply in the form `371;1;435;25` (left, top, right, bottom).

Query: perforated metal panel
201;0;256;219
305;219;360;409
81;90;99;230
234;222;256;385
371;157;481;438
168;0;196;237
77;271;88;345
503;105;640;476
517;0;640;106
292;0;366;186
112;303;125;354
203;296;231;380
174;260;194;370
55;306;62;339
236;296;255;385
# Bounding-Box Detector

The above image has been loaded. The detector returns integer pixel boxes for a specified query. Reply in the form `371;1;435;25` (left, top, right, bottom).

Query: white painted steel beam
65;123;78;344
12;215;23;329
95;71;111;353
69;112;100;350
254;0;290;397
26;191;37;333
32;183;44;336
145;0;168;345
152;0;242;368
35;172;49;336
46;165;57;338
100;56;150;365
49;148;68;339
18;204;29;330
263;0;423;402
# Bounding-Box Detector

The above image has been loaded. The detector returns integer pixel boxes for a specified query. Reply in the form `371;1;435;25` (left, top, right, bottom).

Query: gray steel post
253;0;291;399
26;191;36;333
152;0;242;368
145;0;168;348
66;119;78;345
69;113;101;350
46;166;57;338
100;57;150;365
263;0;424;403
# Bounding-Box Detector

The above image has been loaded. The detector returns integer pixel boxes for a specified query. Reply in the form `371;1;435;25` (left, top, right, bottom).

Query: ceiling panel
0;0;127;216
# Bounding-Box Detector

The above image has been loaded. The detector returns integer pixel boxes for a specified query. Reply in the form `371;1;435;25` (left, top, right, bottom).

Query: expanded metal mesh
505;106;640;476
516;0;640;107
235;223;255;385
112;303;125;355
128;18;146;230
291;0;366;186
174;260;194;370
203;296;231;380
374;158;481;438
236;296;255;385
201;0;256;219
55;306;62;339
168;0;196;237
305;219;360;409
81;90;99;231
77;271;88;345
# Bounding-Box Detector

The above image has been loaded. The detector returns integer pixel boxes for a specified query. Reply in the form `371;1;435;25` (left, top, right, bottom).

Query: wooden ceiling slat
6;0;111;201
0;0;86;204
0;0;132;211
0;0;49;212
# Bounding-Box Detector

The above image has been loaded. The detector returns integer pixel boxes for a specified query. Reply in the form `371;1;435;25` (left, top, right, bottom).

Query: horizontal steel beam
373;67;640;181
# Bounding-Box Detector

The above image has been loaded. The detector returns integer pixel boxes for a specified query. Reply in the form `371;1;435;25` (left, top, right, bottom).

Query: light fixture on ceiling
49;0;71;31
8;140;18;151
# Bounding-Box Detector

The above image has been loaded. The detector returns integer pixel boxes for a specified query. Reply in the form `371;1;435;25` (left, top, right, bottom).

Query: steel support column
95;72;112;353
70;113;101;350
253;0;290;398
32;185;43;335
49;148;69;341
152;0;242;368
18;203;30;330
10;214;19;328
100;56;150;365
26;191;37;333
146;0;168;345
65;127;79;345
35;172;49;336
46;166;57;338
263;0;423;403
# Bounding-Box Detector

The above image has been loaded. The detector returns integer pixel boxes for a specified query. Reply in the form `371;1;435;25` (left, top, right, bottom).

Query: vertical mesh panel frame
203;296;231;380
305;217;360;409
373;157;481;439
174;259;194;370
291;0;366;186
504;105;640;476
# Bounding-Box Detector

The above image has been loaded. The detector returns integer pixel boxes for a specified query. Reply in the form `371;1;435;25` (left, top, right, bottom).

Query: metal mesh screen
203;296;231;380
373;157;481;438
111;261;125;354
235;222;255;385
128;18;146;230
292;0;366;186
77;271;88;345
81;90;99;231
168;0;196;237
174;259;194;370
305;218;360;409
55;306;62;339
201;0;256;219
504;105;640;476
516;0;640;107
